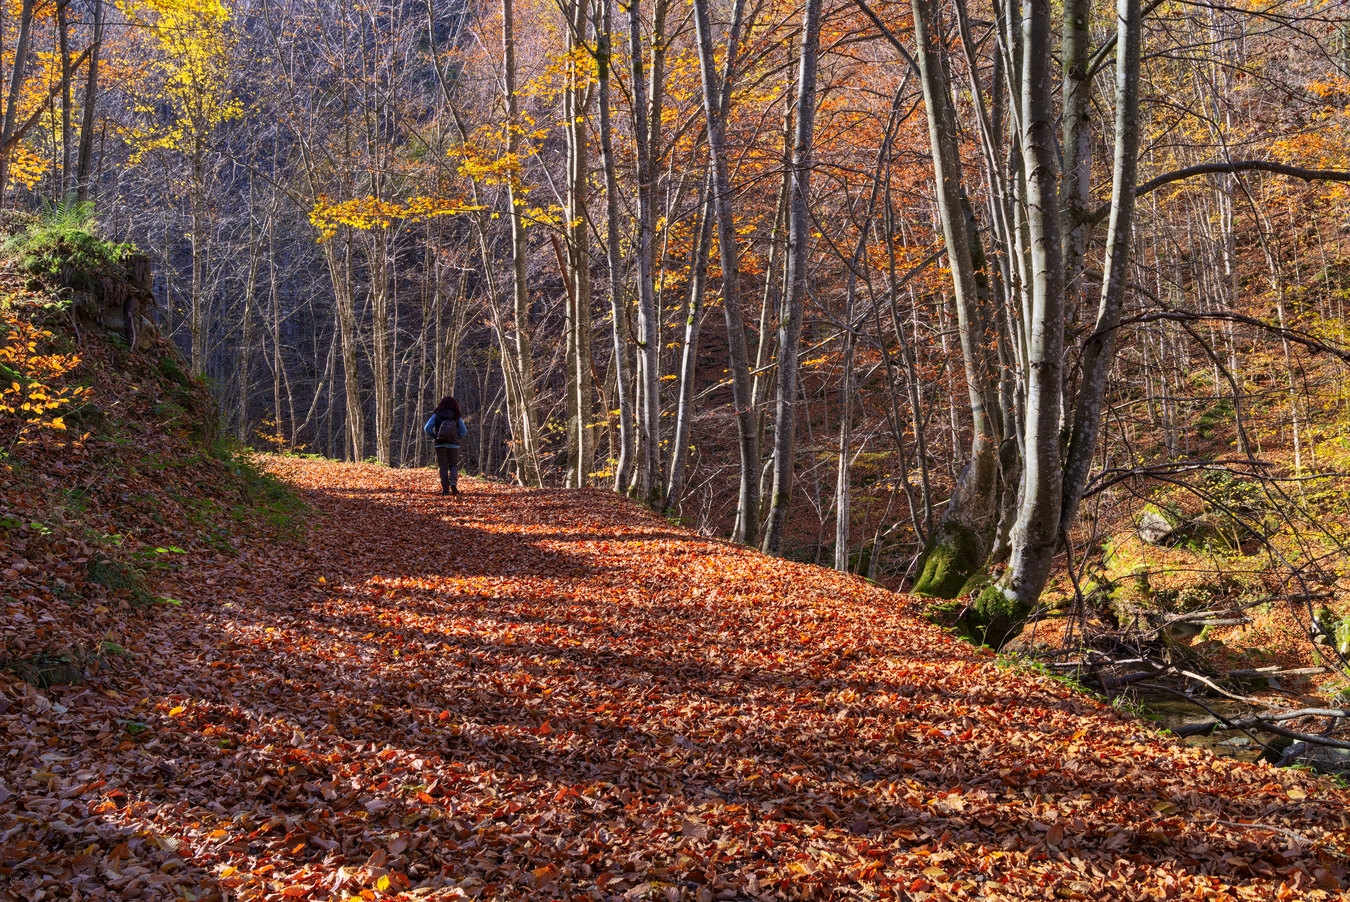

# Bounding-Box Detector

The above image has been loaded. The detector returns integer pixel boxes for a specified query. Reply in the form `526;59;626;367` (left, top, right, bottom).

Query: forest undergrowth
979;344;1350;774
2;298;1350;900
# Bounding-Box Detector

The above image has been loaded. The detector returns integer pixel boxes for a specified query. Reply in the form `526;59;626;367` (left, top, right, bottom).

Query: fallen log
1173;707;1349;748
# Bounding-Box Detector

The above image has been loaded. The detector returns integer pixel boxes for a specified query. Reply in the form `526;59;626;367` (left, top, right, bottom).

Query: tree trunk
430;0;541;483
563;6;595;487
763;0;824;555
446;269;469;404
75;0;102;203
628;0;662;504
270;229;286;445
907;0;1002;597
502;0;543;486
371;229;393;465
1059;0;1092;312
188;144;207;376
1059;0;1142;536
430;245;445;414
691;0;759;545
236;196;271;442
238;275;255;442
161;215;175;337
596;6;636;493
56;0;72;196
322;236;365;461
985;0;1066;638
833;86;904;572
0;0;35;203
665;174;713;511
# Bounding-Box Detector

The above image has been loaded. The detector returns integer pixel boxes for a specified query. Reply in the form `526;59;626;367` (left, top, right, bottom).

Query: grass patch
224;446;311;535
3;651;85;688
182;441;312;547
85;557;152;605
3;200;132;293
157;354;191;388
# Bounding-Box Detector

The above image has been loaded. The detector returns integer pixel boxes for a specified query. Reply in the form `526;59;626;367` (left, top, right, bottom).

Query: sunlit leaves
117;0;241;163
0;311;88;448
4;447;1348;898
308;195;484;242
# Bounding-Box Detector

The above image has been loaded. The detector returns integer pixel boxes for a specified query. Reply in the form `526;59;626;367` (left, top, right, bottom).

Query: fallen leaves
2;457;1349;900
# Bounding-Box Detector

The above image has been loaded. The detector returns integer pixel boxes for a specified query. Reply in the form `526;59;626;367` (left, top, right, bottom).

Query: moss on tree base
912;525;981;599
957;584;1033;648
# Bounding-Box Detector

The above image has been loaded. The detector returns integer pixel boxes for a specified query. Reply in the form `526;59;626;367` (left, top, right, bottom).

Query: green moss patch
957;584;1034;649
913;525;981;599
3;201;132;293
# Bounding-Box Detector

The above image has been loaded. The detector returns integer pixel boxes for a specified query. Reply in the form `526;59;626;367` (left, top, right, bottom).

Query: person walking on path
424;396;467;495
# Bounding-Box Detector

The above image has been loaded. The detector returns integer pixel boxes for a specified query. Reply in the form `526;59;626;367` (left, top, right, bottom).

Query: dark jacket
424;412;467;449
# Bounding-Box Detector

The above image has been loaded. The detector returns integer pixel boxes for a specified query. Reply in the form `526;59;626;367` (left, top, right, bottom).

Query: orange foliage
0;308;87;449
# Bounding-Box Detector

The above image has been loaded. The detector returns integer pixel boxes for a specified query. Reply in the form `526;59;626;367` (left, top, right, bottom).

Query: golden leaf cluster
0;310;89;447
308;196;484;241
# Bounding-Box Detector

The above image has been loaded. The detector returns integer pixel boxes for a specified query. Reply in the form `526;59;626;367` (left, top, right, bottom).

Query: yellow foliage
308;196;483;241
524;205;564;229
1272;75;1350;202
119;0;241;163
0;311;89;449
4;144;48;190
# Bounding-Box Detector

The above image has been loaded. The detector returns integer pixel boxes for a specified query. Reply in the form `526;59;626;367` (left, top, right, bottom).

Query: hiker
424;396;467;495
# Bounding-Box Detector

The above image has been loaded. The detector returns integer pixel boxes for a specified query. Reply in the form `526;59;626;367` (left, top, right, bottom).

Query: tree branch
851;0;919;73
1086;160;1350;224
1107;309;1350;366
0;43;95;159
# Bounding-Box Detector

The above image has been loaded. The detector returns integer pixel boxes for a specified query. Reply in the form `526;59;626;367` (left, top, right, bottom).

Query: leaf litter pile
3;457;1349;901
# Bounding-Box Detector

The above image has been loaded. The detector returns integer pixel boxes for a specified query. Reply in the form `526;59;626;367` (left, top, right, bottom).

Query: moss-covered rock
1137;504;1181;545
1314;606;1350;655
158;354;191;388
3;203;131;294
3;204;159;354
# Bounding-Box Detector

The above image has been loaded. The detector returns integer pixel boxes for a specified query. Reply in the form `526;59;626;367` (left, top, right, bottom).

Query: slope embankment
3;456;1348;900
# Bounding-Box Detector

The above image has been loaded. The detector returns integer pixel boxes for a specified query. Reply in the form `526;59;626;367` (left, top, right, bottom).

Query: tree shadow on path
38;461;1350;901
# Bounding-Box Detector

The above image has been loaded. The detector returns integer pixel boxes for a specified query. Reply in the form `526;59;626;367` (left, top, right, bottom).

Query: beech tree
901;0;1350;645
691;0;760;545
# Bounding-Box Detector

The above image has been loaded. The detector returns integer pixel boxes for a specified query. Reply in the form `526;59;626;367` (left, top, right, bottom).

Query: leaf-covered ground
3;458;1349;901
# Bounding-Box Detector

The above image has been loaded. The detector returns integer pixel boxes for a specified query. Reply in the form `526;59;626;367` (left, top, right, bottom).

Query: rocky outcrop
72;253;158;352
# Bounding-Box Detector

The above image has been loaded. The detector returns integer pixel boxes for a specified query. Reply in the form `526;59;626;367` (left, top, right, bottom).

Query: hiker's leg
436;448;451;493
447;446;460;493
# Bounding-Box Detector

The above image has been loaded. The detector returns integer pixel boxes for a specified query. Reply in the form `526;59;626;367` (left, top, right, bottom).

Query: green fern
3;197;132;290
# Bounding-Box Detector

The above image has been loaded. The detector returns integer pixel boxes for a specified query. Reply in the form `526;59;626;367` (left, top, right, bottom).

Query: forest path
9;457;1349;900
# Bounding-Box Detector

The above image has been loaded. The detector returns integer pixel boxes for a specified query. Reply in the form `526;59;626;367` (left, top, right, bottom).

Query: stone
1137;507;1180;546
70;253;158;352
